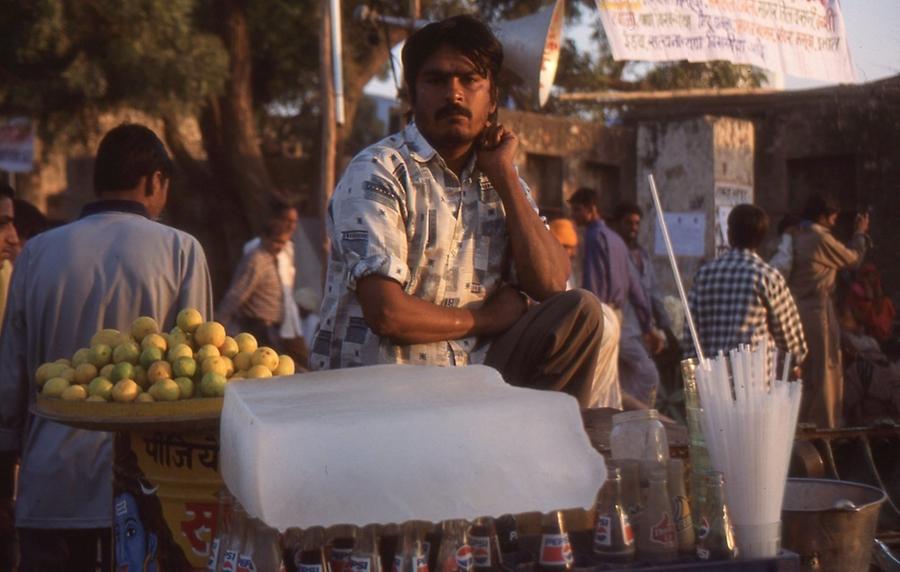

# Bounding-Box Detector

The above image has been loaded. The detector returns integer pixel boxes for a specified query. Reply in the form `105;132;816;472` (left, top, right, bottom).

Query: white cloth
244;237;303;339
769;233;793;278
587;303;622;409
0;208;212;528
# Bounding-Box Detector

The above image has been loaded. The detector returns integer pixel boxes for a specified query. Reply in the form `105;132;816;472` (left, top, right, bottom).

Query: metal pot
781;478;886;572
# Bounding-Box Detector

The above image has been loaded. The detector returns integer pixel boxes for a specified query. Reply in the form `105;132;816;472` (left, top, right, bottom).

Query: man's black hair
0;183;13;201
728;204;769;250
13;199;49;240
612;201;642;222
267;196;297;220
93;123;173;196
401;15;503;105
567;187;599;209
803;194;840;222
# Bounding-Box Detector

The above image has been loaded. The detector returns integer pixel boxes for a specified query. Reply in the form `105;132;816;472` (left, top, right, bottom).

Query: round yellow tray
34;394;222;433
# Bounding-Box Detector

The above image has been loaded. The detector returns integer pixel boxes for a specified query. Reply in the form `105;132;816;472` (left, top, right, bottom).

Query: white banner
596;0;855;83
0;117;34;173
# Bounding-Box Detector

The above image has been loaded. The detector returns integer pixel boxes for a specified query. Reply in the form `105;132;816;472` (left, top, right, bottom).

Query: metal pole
330;0;345;125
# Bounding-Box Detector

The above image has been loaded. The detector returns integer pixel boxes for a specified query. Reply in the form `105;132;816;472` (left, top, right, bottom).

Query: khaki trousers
485;289;604;407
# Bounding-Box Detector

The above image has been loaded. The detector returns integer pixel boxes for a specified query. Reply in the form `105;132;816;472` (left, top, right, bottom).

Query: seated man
310;15;604;405
685;204;808;368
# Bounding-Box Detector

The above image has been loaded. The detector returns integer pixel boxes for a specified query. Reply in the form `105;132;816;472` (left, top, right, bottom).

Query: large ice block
220;364;606;530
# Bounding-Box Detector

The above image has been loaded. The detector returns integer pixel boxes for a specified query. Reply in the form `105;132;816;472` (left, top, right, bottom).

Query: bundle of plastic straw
695;344;802;558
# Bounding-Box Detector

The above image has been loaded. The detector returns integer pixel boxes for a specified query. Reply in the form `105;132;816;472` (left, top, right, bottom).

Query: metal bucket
781;478;886;572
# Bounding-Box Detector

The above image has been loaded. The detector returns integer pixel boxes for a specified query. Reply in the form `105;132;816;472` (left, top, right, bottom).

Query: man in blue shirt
569;188;664;406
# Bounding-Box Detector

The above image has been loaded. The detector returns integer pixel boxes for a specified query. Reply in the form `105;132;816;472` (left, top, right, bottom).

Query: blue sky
365;0;900;98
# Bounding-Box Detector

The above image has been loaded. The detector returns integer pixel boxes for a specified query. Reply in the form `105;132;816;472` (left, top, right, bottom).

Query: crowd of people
0;12;893;572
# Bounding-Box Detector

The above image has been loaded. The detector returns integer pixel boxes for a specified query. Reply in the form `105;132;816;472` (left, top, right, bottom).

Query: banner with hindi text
596;0;855;83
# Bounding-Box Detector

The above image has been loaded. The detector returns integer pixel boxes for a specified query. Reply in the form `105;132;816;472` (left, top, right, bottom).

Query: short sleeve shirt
310;122;538;370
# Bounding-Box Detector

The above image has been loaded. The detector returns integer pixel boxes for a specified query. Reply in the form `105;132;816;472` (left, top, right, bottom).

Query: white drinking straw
647;174;704;362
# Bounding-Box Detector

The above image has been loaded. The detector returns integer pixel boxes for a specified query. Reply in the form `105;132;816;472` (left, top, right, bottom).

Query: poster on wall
0;117;34;173
714;182;754;256
596;0;855;83
654;211;706;257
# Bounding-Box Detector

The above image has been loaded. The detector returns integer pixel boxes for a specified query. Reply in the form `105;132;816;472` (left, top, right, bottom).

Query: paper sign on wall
654;212;705;257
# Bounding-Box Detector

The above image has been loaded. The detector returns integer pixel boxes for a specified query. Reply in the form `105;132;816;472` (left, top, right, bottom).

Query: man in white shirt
242;199;304;347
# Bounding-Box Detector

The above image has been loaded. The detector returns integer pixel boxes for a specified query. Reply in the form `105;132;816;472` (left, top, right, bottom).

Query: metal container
781;478;886;572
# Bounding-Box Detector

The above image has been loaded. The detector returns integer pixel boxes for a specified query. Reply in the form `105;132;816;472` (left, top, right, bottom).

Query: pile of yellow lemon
34;308;296;403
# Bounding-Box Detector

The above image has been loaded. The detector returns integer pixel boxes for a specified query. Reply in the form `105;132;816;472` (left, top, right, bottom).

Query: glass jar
609;409;669;465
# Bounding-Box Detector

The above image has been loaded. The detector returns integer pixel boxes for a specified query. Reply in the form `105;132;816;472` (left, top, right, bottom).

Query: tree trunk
165;0;273;302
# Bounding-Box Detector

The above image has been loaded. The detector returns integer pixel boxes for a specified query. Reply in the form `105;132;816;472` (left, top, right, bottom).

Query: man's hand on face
476;123;519;186
476;284;528;335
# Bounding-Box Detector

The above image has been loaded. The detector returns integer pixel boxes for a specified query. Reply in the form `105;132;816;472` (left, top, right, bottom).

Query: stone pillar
635;116;755;302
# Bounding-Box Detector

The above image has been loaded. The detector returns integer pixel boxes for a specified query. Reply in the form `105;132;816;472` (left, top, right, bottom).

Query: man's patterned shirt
310;122;538;370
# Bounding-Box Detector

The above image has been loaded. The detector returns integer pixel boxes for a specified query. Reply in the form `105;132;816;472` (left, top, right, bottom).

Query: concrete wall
636;116;755;296
498;109;636;217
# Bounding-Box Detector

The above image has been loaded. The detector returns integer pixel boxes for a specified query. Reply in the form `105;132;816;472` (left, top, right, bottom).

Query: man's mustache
435;104;472;121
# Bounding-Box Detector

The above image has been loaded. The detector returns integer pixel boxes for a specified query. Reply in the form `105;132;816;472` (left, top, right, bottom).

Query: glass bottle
327;524;357;572
281;529;302;572
209;488;235;571
468;517;503;572
295;527;329;572
667;459;696;555
424;523;442;572
592;467;635;564
610;409;670;465
217;503;248;572
380;523;400;572
681;359;712;518
435;520;473;572
636;470;677;562
350;524;383;572
494;515;518;554
535;511;574;572
696;472;738;561
392;521;430;572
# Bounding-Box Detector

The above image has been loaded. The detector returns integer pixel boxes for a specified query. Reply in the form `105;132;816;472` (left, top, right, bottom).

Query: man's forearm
490;168;569;300
356;276;519;345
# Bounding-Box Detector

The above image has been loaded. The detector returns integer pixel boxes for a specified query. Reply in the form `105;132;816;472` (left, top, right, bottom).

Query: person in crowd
609;201;674;408
0;183;16;570
789;194;869;428
844;262;895;343
550;217;621;408
242;198;304;350
311;15;605;406
0;123;213;571
768;213;802;277
218;219;293;351
568;188;664;406
686;204;807;370
0;184;19;327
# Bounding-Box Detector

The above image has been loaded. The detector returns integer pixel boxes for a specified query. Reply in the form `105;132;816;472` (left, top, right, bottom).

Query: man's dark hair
803;194;840;222
568;187;599;209
267;196;297;220
401;15;503;105
93;123;173;196
612;201;642;222
0;183;13;201
728;204;769;250
13;199;49;240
